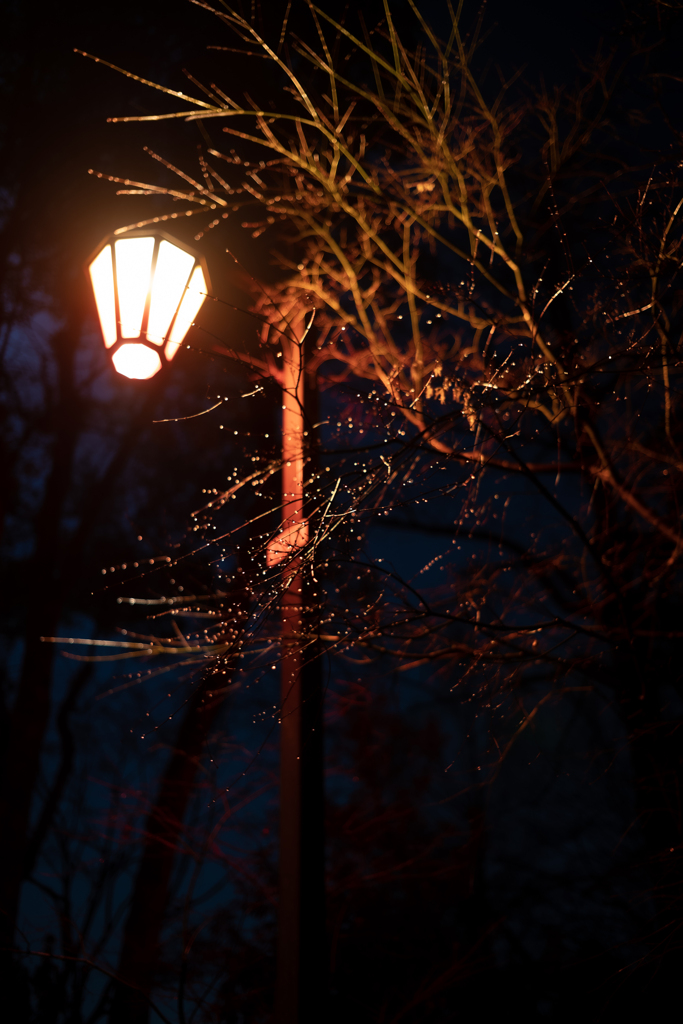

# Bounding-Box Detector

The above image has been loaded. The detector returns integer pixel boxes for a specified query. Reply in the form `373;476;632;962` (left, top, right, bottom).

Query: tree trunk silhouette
0;319;161;959
0;323;82;954
108;595;246;1024
623;678;683;1004
22;660;93;879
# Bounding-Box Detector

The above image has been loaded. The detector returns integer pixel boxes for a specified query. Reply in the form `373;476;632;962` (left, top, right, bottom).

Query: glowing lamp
87;230;210;379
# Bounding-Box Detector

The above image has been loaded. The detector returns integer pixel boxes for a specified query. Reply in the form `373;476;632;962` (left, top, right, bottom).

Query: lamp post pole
275;328;325;1024
275;329;305;1024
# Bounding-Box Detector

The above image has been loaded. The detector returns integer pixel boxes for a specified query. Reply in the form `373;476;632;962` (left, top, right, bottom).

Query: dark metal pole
275;328;326;1023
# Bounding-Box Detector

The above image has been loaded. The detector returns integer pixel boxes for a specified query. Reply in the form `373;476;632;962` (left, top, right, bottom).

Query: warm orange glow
112;343;162;379
165;265;207;360
147;241;195;346
266;521;309;566
115;237;155;338
89;245;117;348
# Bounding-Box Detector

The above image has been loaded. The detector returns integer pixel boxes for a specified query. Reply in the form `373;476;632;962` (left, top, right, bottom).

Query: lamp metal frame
86;228;212;367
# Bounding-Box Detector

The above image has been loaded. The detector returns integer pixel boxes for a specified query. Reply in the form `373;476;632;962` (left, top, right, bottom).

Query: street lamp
88;230;210;379
87;227;322;1024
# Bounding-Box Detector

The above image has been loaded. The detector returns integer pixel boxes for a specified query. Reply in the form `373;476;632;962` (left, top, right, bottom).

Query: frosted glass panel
112;342;162;379
147;241;194;346
115;237;155;338
167;266;207;358
165;339;182;361
89;245;117;348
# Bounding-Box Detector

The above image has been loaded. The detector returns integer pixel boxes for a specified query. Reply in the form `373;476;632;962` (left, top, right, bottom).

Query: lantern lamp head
87;230;210;379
